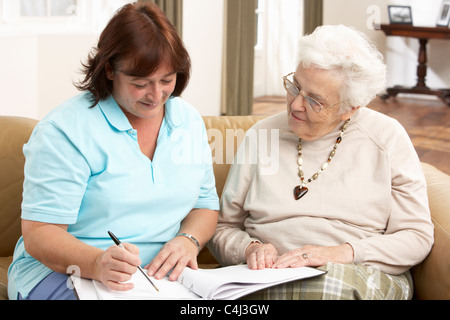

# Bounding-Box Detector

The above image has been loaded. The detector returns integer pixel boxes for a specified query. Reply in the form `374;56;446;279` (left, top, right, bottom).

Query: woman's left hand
145;236;199;281
273;243;354;269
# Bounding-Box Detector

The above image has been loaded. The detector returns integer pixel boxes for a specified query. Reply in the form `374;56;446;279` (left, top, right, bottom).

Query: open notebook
70;265;326;300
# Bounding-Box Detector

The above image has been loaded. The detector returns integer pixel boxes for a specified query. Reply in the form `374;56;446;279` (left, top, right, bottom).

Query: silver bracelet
176;233;200;250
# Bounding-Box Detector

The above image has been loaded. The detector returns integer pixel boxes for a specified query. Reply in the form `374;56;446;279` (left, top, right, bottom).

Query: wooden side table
379;24;450;106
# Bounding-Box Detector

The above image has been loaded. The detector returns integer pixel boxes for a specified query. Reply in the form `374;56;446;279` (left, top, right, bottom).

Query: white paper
71;265;325;300
179;265;326;299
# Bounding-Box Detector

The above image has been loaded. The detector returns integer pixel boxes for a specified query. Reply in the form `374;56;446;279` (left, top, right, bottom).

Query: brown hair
75;2;191;107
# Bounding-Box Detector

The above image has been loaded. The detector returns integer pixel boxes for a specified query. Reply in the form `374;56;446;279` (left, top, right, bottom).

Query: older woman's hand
245;242;279;270
273;243;354;269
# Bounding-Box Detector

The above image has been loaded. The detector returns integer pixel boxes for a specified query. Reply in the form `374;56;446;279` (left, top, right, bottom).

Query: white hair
297;25;387;111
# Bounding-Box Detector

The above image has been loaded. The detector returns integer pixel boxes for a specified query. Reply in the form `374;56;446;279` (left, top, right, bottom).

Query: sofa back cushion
202;115;266;198
0;116;38;256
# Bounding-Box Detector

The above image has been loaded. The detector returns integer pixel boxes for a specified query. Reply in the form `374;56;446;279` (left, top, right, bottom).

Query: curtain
221;0;257;116
139;0;183;36
303;0;323;35
262;0;303;96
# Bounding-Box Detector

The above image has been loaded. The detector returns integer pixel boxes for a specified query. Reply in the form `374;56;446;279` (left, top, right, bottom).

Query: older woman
8;3;218;300
208;25;433;300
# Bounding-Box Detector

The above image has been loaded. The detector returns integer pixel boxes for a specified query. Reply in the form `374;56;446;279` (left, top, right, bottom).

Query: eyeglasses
282;72;342;113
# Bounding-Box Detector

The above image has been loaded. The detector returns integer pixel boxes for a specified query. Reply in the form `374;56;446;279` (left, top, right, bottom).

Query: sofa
1;114;449;300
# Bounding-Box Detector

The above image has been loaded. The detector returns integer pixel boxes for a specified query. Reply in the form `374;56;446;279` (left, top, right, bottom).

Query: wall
0;0;224;119
323;0;450;91
181;0;224;116
0;34;39;119
36;34;99;117
0;31;97;119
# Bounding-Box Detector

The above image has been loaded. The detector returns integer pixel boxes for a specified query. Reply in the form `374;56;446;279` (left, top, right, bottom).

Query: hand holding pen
108;231;159;292
92;232;146;292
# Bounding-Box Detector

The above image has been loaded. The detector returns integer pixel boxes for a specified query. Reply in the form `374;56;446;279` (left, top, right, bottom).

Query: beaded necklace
294;119;350;200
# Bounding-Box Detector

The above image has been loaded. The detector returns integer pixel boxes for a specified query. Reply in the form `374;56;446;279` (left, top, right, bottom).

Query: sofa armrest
0;116;38;257
412;163;450;300
0;257;13;300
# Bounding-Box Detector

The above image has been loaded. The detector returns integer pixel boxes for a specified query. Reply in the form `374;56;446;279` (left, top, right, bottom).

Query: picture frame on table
388;5;413;25
436;1;450;27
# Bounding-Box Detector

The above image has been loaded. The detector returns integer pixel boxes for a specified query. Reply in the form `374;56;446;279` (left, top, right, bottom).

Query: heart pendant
294;185;308;200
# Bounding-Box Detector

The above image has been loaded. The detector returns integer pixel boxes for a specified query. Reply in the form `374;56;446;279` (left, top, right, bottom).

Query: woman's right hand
95;243;142;291
245;242;278;270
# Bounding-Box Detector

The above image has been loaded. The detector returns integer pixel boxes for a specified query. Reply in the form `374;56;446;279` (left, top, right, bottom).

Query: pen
107;231;159;292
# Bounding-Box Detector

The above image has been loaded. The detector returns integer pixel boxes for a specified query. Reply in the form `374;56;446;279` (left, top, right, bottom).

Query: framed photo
437;1;450;27
388;5;413;25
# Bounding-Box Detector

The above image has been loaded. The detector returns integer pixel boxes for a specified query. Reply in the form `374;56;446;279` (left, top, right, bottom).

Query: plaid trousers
240;263;413;300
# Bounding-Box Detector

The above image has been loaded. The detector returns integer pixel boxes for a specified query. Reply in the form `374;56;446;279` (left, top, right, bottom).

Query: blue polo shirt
8;92;219;299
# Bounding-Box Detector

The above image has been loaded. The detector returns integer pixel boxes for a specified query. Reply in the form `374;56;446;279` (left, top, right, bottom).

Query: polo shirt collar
164;97;183;132
98;95;184;133
98;96;132;132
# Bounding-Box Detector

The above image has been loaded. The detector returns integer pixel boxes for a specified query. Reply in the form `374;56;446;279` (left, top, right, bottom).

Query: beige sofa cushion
202;115;265;197
412;163;450;300
0;257;13;300
0;116;38;257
